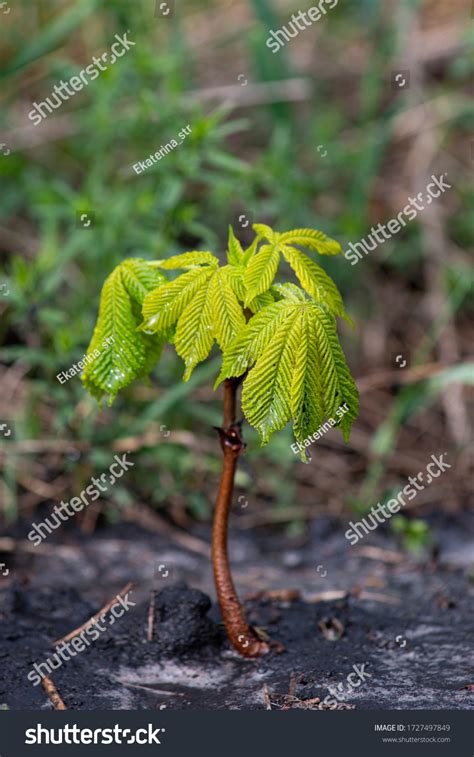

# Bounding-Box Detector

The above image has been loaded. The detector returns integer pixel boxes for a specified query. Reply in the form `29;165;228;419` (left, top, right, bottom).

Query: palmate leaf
82;223;358;453
243;224;346;319
142;260;245;381
218;292;358;454
81;259;167;403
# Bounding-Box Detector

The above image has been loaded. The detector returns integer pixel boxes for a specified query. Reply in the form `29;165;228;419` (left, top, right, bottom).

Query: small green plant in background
391;514;433;556
83;222;359;657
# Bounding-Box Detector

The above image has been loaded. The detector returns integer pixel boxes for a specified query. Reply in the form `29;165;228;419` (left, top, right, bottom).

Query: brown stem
212;378;269;657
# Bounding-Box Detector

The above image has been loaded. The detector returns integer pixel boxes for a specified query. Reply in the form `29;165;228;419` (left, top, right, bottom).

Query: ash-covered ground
0;512;473;710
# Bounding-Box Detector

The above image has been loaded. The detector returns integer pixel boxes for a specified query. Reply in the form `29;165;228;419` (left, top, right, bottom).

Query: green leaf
279;227;342;255
291;313;325;444
226;226;244;266
252;223;276;242
271;283;308;302
225;265;247;302
311;306;359;440
154;252;218;269
142;267;214;332
174;275;215;381
226;264;274;313
280;246;350;321
243;243;280;305
210;268;245;350
142;262;246;381
219;297;358;449
242;235;260;266
241;314;299;443
241;223;345;315
248;290;275;312
120;258;167;302
215;300;295;388
82;259;167;403
82;224;358;441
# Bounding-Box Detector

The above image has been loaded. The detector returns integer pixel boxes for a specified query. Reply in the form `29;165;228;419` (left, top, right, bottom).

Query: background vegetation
0;0;472;552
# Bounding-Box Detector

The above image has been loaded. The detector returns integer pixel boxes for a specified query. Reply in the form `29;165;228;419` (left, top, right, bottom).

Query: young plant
82;223;359;657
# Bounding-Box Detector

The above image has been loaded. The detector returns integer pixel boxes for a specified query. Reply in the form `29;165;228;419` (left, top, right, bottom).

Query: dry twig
53;582;133;646
354;546;405;564
305;590;348;603
147;591;156;642
262;683;272;710
123;503;210;558
356;590;401;606
113;679;179;697
244;589;300;602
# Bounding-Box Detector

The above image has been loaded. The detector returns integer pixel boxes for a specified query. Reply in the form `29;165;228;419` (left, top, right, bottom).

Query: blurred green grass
0;0;472;529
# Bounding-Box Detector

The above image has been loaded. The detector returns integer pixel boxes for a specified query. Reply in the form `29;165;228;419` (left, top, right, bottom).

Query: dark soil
0;512;473;710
